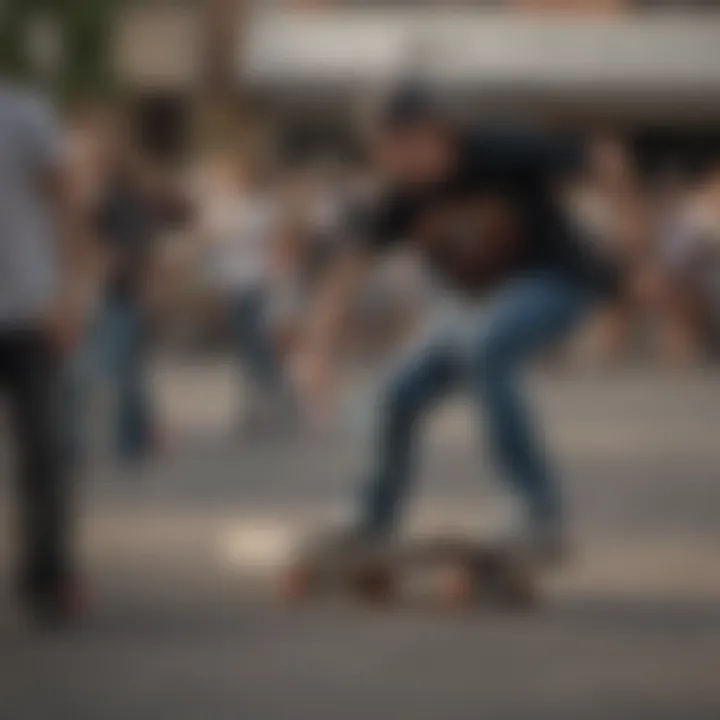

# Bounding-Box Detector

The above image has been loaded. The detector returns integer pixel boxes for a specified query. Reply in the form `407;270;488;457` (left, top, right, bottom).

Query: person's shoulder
0;84;54;125
1;84;63;163
0;83;29;122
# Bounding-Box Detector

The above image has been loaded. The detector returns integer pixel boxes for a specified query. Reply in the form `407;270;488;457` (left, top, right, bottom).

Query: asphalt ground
1;365;719;719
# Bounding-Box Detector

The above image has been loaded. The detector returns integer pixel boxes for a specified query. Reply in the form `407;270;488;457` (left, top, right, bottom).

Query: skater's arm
303;244;373;358
301;189;405;357
292;245;372;416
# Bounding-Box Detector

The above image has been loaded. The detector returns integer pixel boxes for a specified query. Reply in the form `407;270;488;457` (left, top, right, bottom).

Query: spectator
92;125;191;461
657;169;720;363
570;135;649;364
0;80;87;624
199;154;295;433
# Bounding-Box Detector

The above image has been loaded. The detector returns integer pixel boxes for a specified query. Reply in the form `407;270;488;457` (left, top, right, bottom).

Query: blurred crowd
62;108;428;457
10;103;720;473
61;110;720;460
4;82;720;623
570;138;720;367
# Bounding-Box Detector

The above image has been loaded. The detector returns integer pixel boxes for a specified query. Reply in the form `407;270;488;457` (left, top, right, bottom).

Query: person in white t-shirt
0;81;88;624
200;157;294;431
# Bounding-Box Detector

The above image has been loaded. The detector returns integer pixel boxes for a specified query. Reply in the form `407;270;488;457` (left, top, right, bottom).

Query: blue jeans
62;297;153;463
94;296;153;460
362;272;592;535
231;287;293;423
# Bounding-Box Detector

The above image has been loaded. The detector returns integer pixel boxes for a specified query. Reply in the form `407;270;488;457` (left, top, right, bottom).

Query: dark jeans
231;287;294;424
0;328;72;599
62;295;153;463
97;296;152;459
362;272;592;536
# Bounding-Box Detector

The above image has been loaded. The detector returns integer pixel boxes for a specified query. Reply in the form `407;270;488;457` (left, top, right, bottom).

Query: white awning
240;9;720;99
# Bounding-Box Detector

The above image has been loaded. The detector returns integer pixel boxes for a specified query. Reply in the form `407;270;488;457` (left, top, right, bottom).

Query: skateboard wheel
352;565;395;603
502;571;539;610
437;565;477;609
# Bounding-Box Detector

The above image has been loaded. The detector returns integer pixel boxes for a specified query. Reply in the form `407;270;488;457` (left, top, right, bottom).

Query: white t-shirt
203;193;276;293
0;83;64;325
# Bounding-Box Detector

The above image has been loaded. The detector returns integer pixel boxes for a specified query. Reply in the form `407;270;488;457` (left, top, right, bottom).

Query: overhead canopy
240;10;720;103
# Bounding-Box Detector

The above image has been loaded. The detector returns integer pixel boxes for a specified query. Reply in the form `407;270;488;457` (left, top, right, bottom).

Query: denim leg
467;274;591;527
232;288;294;424
362;339;459;536
117;322;151;458
100;298;152;459
232;289;282;391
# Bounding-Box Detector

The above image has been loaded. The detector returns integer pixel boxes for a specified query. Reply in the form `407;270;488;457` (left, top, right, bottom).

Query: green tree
0;0;40;78
0;0;124;101
59;0;123;102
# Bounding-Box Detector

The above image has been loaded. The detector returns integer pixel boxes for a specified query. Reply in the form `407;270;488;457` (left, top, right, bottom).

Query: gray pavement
1;365;720;719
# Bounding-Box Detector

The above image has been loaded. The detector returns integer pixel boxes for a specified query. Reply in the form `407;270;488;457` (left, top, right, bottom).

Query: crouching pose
299;88;629;561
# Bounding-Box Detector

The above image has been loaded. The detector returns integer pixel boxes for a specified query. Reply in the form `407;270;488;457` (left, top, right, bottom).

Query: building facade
113;0;720;169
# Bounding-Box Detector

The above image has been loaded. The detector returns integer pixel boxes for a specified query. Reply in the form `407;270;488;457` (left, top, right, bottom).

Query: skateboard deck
279;532;539;610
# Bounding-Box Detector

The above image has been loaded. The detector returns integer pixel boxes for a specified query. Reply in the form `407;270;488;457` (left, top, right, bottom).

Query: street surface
1;363;719;719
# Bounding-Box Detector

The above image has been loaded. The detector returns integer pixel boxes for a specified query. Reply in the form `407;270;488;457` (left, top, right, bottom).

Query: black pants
0;328;72;599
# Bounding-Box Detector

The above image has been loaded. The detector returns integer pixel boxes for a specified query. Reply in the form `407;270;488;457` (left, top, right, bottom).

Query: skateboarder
296;87;633;563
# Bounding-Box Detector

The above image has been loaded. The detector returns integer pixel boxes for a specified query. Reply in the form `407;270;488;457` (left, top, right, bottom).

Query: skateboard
279;532;539;610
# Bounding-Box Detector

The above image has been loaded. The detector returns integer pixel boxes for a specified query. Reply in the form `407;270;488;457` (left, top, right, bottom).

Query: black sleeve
539;131;586;181
470;126;586;184
350;191;420;253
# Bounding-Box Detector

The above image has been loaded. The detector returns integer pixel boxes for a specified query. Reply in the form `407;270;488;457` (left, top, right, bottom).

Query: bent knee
382;373;429;421
470;331;518;380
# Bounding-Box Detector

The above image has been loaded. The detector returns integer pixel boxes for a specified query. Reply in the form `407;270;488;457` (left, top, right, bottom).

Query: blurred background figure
570;134;650;365
690;170;720;357
0;78;86;624
267;159;358;423
90;122;191;462
198;153;295;435
648;167;701;366
91;129;159;462
655;167;720;364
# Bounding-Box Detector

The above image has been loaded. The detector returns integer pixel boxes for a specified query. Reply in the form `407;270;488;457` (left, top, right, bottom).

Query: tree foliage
0;0;124;102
